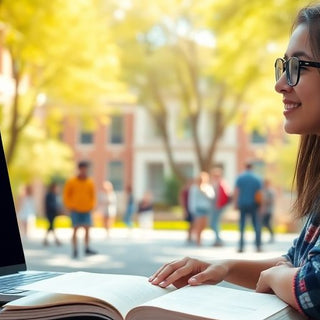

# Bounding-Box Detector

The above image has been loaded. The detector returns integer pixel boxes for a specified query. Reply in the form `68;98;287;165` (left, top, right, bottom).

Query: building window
147;163;164;202
109;116;124;144
251;130;266;144
79;130;93;145
107;161;124;191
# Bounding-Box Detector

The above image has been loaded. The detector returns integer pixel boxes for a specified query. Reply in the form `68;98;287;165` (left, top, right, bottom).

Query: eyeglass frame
274;56;320;87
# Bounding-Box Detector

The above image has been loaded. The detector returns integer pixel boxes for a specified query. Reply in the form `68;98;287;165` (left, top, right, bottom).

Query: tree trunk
147;72;186;183
6;57;36;165
6;58;21;165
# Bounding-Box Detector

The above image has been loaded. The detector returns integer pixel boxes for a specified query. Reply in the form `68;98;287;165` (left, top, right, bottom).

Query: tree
0;0;126;182
112;0;310;183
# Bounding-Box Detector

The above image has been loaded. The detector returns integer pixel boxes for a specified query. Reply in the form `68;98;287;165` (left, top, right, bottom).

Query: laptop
0;133;61;303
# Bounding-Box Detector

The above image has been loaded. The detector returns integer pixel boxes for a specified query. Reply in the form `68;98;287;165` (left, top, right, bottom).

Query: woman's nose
275;72;292;93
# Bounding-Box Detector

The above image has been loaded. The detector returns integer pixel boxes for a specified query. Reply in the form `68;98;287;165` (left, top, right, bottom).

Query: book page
20;272;172;318
128;284;289;320
1;292;114;320
5;292;102;309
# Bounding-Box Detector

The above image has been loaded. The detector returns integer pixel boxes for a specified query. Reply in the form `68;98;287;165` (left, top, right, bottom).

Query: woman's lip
283;104;301;117
282;98;301;111
284;103;301;111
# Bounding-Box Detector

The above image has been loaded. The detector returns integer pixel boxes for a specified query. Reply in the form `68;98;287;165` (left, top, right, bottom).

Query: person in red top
209;167;231;247
150;5;320;317
63;161;97;258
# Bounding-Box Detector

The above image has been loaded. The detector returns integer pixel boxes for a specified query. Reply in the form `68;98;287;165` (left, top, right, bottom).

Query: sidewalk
23;227;298;277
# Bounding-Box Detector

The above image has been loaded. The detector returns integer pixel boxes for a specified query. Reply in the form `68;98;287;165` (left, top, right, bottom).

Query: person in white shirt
188;171;215;246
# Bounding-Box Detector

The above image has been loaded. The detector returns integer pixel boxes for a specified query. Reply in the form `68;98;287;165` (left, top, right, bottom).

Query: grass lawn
36;215;290;233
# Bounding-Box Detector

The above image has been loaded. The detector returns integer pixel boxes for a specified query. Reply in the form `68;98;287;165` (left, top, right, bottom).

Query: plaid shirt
284;212;320;319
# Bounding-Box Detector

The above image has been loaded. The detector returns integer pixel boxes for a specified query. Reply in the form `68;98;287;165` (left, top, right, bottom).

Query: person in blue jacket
234;162;262;253
149;4;320;318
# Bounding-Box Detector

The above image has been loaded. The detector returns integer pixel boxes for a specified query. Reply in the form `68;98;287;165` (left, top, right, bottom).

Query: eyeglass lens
275;59;284;82
288;58;299;86
275;57;299;86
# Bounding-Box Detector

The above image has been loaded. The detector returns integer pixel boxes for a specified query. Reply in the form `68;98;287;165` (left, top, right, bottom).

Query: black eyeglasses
275;56;320;86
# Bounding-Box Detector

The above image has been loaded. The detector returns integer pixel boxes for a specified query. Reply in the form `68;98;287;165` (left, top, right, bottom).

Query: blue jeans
71;211;92;227
210;206;226;242
123;203;135;227
238;204;261;250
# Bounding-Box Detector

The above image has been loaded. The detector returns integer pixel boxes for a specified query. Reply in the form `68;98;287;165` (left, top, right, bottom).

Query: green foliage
0;0;129;184
8;126;74;188
111;0;309;186
111;0;308;178
0;0;311;193
0;0;125;106
163;175;183;206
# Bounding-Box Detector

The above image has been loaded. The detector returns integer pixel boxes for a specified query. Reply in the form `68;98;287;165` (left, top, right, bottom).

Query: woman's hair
293;4;320;60
292;5;320;218
294;135;320;218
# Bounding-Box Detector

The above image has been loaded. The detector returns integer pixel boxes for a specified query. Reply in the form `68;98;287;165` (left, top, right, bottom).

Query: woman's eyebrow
284;51;313;60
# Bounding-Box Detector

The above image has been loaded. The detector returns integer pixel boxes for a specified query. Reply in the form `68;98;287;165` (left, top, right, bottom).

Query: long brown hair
292;5;320;218
293;135;320;218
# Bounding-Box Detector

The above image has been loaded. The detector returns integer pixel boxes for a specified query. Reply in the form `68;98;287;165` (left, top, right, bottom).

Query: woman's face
275;24;320;135
200;172;209;183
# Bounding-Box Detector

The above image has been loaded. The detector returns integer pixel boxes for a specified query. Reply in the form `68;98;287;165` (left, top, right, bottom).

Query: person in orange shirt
63;161;97;258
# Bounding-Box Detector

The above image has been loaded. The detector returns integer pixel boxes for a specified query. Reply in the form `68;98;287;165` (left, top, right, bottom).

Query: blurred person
260;178;275;243
137;191;154;232
209;167;231;247
179;179;194;243
63;161;97;258
17;184;36;239
123;185;135;229
43;182;62;246
188;172;215;246
150;5;320;317
98;180;117;237
233;162;263;253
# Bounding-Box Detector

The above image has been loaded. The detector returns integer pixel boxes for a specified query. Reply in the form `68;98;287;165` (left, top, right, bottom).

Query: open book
0;272;303;320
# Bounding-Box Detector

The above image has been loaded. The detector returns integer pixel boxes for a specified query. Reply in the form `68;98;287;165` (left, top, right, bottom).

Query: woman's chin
284;123;302;135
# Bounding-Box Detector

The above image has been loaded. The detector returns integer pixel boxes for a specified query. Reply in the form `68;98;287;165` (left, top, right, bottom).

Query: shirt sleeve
293;245;320;318
283;238;298;264
89;180;96;209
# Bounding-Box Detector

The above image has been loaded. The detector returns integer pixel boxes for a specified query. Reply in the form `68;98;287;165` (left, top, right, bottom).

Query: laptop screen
0;134;26;274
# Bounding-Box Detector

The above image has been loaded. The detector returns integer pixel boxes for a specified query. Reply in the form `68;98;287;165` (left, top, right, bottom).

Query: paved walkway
23;227;298;277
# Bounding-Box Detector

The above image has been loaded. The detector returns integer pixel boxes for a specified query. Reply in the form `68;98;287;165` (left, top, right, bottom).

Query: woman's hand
149;257;229;288
256;261;299;309
256;261;294;293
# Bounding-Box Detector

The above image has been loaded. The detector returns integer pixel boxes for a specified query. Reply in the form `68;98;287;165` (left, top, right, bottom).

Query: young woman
149;4;320;318
188;171;215;246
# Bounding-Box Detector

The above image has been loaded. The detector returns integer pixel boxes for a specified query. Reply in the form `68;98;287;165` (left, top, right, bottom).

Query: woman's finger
149;257;196;288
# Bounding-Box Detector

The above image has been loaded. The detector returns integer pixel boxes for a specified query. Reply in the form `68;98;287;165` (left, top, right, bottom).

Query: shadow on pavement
23;228;298;277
